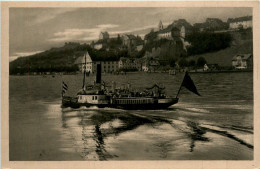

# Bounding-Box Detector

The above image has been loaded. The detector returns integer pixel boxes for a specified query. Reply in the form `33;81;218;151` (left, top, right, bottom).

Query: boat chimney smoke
96;64;101;84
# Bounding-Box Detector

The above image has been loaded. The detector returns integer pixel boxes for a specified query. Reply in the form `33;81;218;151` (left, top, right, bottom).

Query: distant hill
9;42;127;74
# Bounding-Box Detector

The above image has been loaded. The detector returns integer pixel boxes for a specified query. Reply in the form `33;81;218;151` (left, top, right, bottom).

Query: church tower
158;20;163;30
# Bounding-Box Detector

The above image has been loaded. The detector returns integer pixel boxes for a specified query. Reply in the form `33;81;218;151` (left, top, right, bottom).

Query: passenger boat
62;52;200;109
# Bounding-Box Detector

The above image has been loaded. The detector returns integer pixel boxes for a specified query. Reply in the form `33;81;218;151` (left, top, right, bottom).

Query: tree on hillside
197;57;207;67
188;59;196;67
170;59;176;68
186;32;232;56
178;58;188;68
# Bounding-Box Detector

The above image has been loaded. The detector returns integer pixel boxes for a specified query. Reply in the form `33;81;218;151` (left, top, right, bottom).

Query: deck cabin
113;97;155;105
77;94;108;104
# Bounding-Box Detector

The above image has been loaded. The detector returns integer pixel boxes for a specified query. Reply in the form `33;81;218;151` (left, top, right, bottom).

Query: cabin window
79;96;82;100
92;96;94;100
95;96;98;100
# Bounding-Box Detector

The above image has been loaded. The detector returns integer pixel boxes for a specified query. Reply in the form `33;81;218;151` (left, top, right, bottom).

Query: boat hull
62;97;178;110
108;101;178;110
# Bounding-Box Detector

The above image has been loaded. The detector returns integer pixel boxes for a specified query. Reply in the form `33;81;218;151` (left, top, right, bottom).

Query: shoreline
9;70;253;76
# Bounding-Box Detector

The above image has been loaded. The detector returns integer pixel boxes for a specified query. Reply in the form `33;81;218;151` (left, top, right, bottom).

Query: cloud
97;24;119;29
10;51;43;62
32;8;78;24
109;21;172;36
49;24;120;42
49;28;98;42
109;25;155;35
49;23;156;42
49;21;173;42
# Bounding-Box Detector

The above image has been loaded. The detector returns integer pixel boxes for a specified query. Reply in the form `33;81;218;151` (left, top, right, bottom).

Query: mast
82;52;87;90
175;72;185;98
175;85;182;98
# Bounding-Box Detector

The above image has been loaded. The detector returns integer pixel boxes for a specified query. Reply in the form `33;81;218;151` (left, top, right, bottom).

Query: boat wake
58;103;253;160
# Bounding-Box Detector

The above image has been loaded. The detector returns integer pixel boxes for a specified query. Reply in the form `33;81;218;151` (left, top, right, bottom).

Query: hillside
9;28;253;74
144;39;186;61
187;39;253;67
9;42;127;74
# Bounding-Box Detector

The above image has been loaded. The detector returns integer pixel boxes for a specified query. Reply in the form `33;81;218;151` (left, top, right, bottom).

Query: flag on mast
62;81;68;96
181;72;201;96
176;72;201;98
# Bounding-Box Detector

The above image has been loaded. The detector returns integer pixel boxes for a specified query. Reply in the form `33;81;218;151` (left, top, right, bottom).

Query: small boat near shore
61;52;200;110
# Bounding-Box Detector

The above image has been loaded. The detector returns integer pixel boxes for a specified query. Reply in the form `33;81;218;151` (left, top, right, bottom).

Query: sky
9;7;252;61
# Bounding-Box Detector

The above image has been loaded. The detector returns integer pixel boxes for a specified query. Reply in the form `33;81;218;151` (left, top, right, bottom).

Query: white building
232;54;253;69
141;58;160;72
228;16;252;29
119;57;141;71
94;43;103;50
74;52;119;73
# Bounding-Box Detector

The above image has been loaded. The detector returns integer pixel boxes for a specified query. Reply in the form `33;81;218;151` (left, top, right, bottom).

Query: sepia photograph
2;1;260;168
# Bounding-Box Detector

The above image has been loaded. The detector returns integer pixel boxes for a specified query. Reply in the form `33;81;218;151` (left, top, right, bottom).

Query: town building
158;20;164;30
99;32;109;40
172;19;193;35
203;64;220;71
193;18;228;31
74;52;119;73
232;54;253;69
122;34;143;55
122;34;143;48
136;44;144;52
93;43;103;50
119;57;142;71
144;21;189;51
157;21;186;39
141;57;160;72
144;29;157;44
228;16;252;29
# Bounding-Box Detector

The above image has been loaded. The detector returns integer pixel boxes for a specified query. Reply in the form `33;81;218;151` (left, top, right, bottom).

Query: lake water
9;72;253;160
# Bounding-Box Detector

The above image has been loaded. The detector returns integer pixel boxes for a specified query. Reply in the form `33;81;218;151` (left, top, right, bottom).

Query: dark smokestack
96;64;101;84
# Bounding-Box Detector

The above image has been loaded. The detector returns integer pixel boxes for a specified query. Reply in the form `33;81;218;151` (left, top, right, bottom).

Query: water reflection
61;108;210;160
